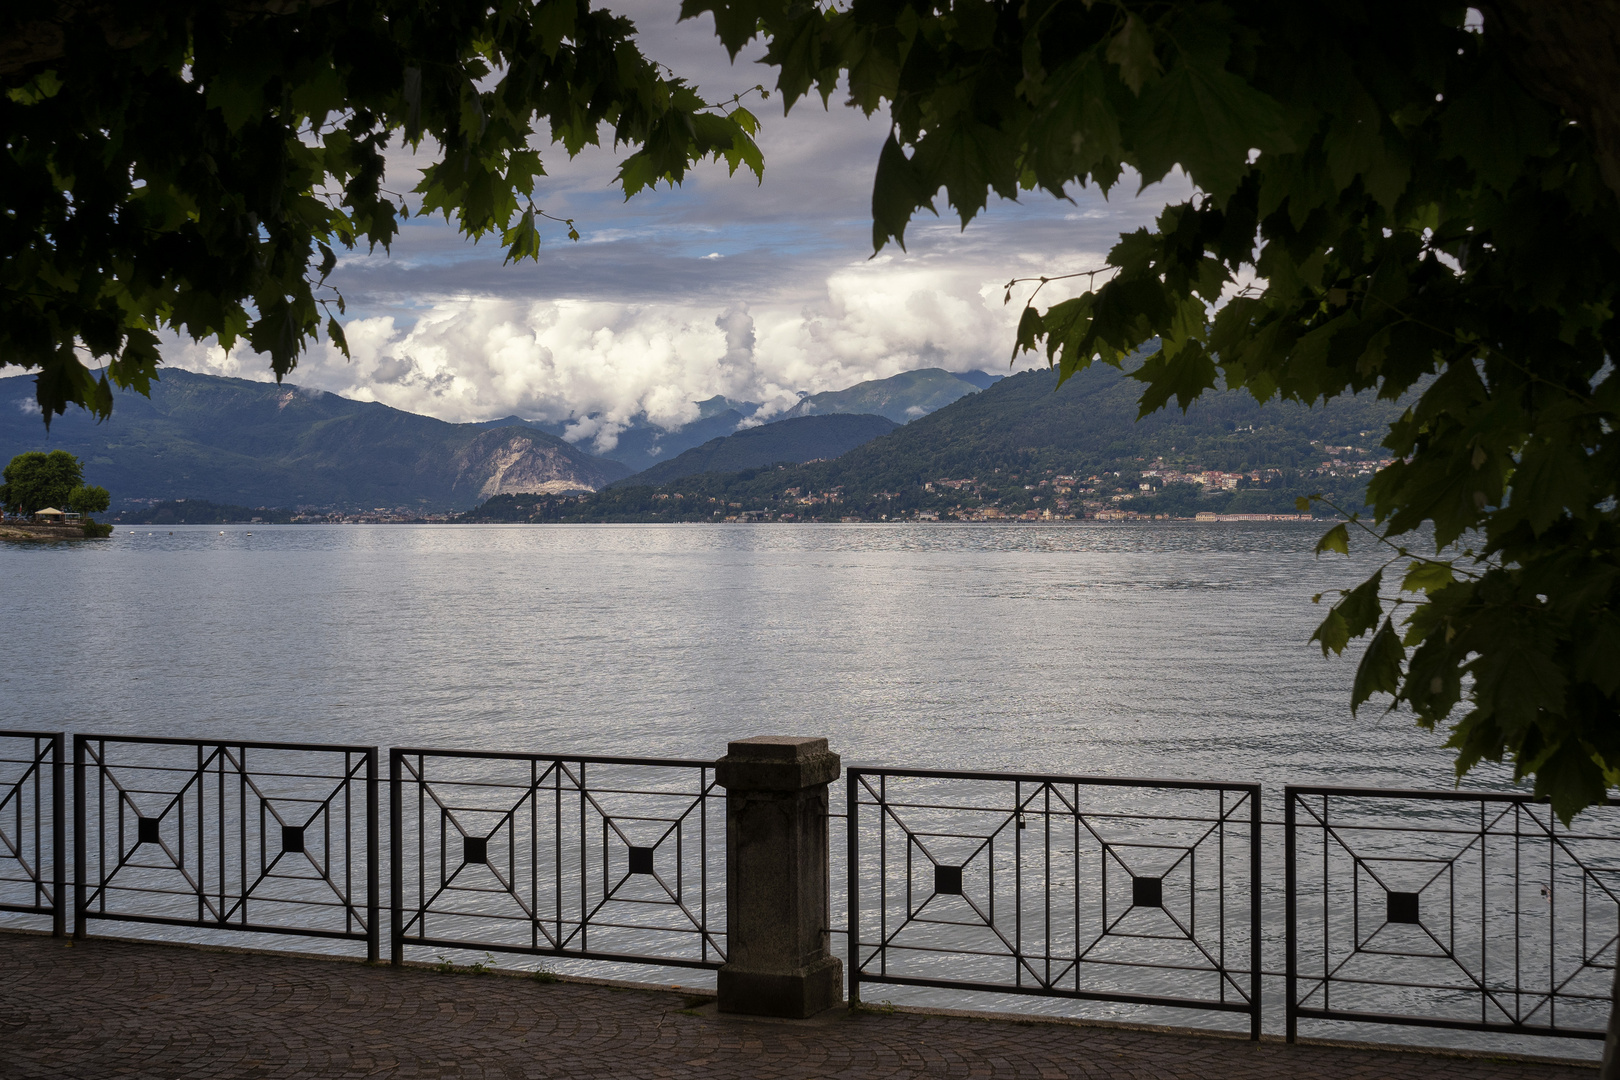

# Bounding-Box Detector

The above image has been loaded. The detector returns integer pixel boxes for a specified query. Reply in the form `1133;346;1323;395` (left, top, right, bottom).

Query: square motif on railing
934;864;963;895
628;846;655;875
463;835;488;865
281;824;304;854
137;817;161;846
1386;889;1420;925
1132;875;1163;908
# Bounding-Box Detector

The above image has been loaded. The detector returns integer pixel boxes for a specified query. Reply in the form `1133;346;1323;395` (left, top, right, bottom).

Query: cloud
163;253;1071;431
156;0;1196;430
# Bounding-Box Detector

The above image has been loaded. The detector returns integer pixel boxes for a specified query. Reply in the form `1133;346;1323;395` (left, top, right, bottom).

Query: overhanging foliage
680;0;1620;819
1;0;762;423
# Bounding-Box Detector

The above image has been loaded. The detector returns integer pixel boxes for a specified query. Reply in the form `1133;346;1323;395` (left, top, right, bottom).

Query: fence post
846;767;860;1008
72;735;85;940
715;736;843;1018
390;749;403;966
1248;784;1260;1041
366;747;379;963
52;733;65;938
1285;786;1297;1043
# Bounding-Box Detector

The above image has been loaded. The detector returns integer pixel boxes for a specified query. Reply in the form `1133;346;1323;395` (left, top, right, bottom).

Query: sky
163;1;1194;443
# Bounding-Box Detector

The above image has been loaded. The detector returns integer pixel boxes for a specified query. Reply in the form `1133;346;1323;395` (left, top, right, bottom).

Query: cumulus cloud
156;0;1195;432
164;251;1077;434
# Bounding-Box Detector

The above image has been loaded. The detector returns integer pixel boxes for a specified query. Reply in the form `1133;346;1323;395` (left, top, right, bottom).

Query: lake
1;521;1492;790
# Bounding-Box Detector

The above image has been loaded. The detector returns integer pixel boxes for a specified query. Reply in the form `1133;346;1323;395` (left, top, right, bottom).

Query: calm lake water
12;522;1582;1057
0;521;1496;789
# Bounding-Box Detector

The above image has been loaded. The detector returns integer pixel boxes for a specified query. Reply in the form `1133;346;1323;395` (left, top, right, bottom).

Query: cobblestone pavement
0;932;1596;1079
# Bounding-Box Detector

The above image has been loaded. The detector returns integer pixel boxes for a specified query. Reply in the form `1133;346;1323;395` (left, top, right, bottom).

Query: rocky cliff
453;429;624;498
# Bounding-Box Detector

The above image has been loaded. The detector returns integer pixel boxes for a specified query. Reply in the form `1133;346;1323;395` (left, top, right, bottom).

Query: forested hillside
618;414;897;487
0;370;629;510
777;369;986;423
469;365;1408;522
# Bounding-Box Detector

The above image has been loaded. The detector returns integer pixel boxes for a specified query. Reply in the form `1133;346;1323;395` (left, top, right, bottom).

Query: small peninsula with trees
1;450;112;539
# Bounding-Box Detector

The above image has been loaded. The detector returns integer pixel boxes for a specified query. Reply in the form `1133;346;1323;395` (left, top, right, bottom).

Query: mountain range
775;368;991;424
619;414;898;488
506;363;1409;523
0;370;629;511
467;368;997;470
0;365;992;510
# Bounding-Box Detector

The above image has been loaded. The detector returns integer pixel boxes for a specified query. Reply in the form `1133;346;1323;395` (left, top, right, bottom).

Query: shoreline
0;523;105;541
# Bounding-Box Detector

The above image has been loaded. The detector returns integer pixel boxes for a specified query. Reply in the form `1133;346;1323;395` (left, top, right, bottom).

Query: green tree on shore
1;449;84;515
66;483;110;521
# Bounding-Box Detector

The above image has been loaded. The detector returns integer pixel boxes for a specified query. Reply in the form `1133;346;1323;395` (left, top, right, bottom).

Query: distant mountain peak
616;413;898;488
775;367;984;425
0;368;627;510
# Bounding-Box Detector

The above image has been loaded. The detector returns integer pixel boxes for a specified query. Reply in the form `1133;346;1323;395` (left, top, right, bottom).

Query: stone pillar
716;736;843;1018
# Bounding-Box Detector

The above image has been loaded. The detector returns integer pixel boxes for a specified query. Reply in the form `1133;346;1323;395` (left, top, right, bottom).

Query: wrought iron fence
74;735;378;957
847;767;1262;1037
0;731;64;935
20;725;1620;1053
391;748;725;971
1286;785;1620;1041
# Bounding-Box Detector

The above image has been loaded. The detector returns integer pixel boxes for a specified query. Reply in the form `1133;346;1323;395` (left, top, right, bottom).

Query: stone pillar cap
726;736;829;760
717;737;840;790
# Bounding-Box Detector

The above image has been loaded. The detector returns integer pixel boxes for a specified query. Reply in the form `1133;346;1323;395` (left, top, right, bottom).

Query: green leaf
1314;523;1349;556
1502;435;1588;537
1351;618;1404;713
1470;632;1567;742
1400;560;1454;595
206;76;265;133
6;69;62;104
1574;616;1620;697
1530;741;1608;826
534;0;579;60
1439;67;1557;194
1013;305;1045;363
502;209;541;262
871;133;935;251
1130;341;1217;415
1105;14;1159;96
1312;609;1349;656
1338;570;1384;638
1130;32;1292;199
683;0;769;59
327;317;349;358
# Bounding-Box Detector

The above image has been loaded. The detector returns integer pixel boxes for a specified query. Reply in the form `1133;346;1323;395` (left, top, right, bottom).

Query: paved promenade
0;931;1596;1079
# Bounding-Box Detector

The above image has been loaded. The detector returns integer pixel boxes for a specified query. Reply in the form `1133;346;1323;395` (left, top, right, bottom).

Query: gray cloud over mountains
163;2;1193;431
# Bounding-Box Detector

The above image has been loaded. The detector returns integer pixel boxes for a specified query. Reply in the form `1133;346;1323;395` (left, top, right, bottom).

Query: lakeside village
133;448;1388;526
575;466;1329;525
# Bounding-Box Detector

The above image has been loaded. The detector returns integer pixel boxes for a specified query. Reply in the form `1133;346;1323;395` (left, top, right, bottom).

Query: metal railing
0;731;64;935
391;748;725;970
1286;785;1620;1041
847;767;1262;1037
12;725;1620;1054
74;735;378;957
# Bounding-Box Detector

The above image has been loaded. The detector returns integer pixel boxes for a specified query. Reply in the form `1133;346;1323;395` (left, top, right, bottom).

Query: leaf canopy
678;0;1620;819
